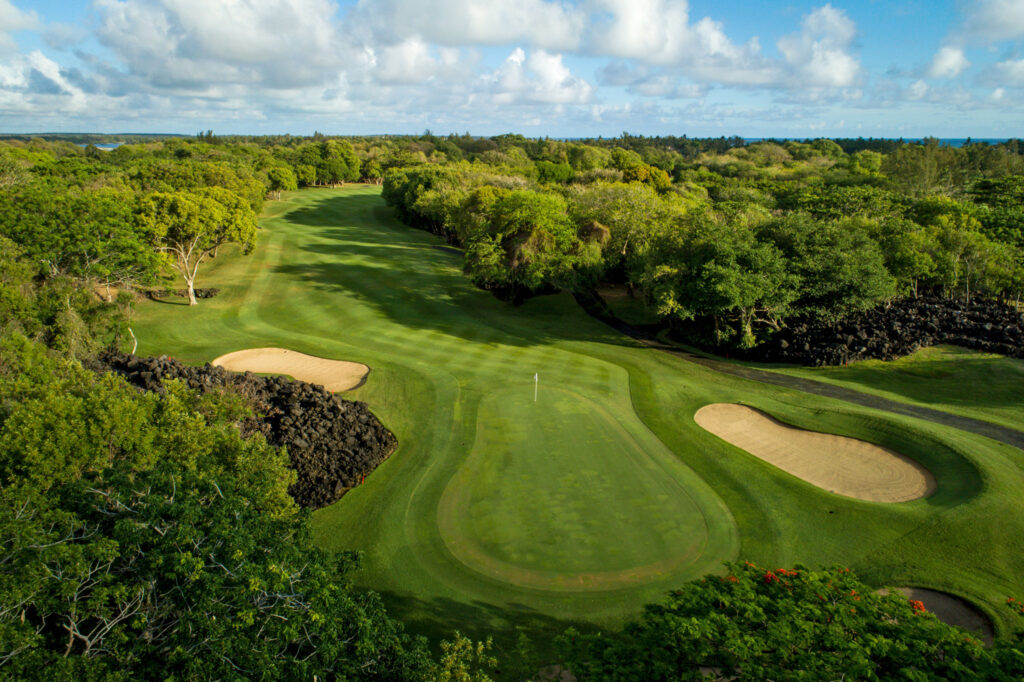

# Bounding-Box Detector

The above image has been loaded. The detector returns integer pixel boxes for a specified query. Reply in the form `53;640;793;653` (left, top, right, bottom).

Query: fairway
132;187;1024;647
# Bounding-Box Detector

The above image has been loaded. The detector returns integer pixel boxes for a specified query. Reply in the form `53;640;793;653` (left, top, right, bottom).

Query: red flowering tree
558;563;1020;680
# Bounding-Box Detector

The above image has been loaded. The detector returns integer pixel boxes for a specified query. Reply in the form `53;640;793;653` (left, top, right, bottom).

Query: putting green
438;387;724;590
131;187;1024;647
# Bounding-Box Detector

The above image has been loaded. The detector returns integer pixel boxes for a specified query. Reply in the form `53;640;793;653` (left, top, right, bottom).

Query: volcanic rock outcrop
91;352;396;509
750;296;1024;366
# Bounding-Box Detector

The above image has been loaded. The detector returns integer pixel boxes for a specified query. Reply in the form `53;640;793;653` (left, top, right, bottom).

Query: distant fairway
133;187;1024;648
773;345;1024;432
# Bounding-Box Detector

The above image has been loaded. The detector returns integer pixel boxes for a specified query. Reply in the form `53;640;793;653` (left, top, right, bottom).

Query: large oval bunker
694;403;936;503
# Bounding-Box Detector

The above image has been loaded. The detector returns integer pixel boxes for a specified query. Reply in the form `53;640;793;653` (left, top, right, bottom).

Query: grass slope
132;187;1024;655
772;345;1024;433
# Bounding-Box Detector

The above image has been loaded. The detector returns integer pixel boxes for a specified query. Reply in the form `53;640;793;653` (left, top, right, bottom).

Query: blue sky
1;0;1022;137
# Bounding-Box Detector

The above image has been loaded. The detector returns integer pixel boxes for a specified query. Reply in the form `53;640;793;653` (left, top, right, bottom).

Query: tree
463;190;591;299
558;562;1012;680
0;335;436;680
139;187;257;305
876;219;939;297
266;165;298;200
0;182;161;297
758;214;896;320
639;214;797;347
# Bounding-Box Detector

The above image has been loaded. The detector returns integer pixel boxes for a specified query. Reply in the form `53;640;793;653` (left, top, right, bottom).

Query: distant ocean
743;138;1015;147
75;143;123;150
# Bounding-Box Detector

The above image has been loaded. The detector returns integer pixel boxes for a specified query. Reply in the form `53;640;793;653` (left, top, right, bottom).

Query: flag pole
534;373;538;402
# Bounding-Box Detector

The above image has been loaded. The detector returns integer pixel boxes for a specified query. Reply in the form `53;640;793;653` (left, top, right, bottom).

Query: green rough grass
772;345;1024;433
132;187;1024;655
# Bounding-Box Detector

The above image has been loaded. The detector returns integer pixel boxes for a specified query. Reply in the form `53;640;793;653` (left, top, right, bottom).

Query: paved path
576;293;1024;451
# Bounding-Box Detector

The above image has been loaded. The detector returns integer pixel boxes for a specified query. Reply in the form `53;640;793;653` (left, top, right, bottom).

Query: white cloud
927;46;969;78
907;79;928;100
776;4;860;88
350;0;583;51
94;0;344;90
0;0;37;55
994;57;1024;84
584;0;775;85
481;48;593;105
961;0;1024;42
366;38;472;85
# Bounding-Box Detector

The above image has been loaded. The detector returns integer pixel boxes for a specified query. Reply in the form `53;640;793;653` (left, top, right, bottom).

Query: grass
771;345;1024;433
132;187;1024;660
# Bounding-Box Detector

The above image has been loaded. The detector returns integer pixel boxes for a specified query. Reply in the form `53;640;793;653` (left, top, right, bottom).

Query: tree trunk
186;279;197;306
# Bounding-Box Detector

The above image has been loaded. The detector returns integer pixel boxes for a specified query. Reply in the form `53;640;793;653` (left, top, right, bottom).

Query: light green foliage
566;181;691;273
266;165;298;198
567;143;612;171
0;181;160;287
535;160;574;184
811;138;846;160
436;633;497;682
849;149;884;175
139;187;257;304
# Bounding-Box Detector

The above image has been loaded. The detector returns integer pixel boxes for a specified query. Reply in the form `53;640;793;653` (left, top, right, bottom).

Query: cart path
575;292;1024;452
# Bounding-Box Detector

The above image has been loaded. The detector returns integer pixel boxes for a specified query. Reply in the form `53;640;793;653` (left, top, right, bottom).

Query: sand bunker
694;404;935;502
211;348;369;393
881;587;994;644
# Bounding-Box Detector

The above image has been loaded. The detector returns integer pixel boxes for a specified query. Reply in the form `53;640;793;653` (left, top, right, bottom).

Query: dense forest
2;133;1024;678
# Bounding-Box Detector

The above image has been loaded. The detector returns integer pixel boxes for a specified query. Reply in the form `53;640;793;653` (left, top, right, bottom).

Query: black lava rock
748;296;1024;366
90;351;397;509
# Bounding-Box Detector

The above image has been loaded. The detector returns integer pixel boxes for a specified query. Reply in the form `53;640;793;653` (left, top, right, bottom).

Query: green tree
758;214;896;320
0;335;435;680
640;214;797;347
464;190;593;299
266;165;298;199
559;562;1008;681
139;187;257;305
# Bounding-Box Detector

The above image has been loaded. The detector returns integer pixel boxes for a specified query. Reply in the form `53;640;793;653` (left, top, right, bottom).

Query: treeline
0;139;494;680
382;136;1024;348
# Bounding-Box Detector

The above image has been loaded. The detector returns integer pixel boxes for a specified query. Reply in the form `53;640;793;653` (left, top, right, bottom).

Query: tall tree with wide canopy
640;213;797;347
139;187;257;305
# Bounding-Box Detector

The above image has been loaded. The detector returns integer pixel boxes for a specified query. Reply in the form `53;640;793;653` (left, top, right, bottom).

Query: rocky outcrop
750;296;1024;366
91;352;396;509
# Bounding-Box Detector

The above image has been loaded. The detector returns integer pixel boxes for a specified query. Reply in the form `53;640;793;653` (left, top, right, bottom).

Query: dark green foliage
464;190;600;296
641;213;796;347
0;335;434;680
758;214;897;320
559;563;1022;681
535;160;574;184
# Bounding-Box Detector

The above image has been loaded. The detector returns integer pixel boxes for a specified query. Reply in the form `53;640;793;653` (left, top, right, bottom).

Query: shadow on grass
377;589;603;674
148;296;190;307
275;194;633;349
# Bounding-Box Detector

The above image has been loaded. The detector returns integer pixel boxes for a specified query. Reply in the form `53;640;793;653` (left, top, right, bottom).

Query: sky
0;0;1023;137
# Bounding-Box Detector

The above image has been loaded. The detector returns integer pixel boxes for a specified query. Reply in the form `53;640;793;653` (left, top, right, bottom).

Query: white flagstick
534;373;538;402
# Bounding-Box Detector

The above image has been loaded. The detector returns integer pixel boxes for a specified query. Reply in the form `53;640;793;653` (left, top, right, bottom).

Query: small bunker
212;347;369;393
